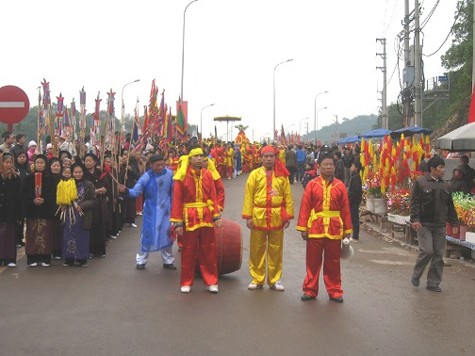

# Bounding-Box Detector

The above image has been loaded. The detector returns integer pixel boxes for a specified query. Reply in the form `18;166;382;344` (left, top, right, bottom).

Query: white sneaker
7;262;16;268
40;262;50;267
350;238;359;242
248;282;263;290
270;281;285;291
130;223;138;228
181;286;191;293
28;262;38;267
208;285;219;293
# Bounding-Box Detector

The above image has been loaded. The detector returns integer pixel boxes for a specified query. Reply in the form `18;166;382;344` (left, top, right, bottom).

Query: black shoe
426;285;442;292
330;297;344;303
136;264;146;270
411;276;420;287
163;263;177;270
301;294;316;301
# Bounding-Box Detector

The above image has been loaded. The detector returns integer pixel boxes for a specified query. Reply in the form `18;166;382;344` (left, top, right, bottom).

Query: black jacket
410;174;458;227
0;174;23;223
348;171;363;206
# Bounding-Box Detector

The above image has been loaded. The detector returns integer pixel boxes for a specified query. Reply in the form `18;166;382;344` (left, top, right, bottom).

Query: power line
423;4;461;57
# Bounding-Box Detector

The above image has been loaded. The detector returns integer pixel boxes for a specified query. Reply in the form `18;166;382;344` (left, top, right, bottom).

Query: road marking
369;260;413;266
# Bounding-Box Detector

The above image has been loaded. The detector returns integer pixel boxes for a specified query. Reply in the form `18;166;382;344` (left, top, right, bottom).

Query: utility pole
376;38;388;129
414;0;422;127
402;0;413;127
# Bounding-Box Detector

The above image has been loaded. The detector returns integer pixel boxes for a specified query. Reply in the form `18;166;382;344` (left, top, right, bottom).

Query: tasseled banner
56;178;78;205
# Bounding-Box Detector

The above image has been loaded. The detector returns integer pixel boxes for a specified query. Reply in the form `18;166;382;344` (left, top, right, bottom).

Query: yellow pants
249;228;284;286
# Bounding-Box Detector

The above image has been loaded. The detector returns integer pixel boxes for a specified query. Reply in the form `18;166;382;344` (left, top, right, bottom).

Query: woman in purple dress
62;163;96;267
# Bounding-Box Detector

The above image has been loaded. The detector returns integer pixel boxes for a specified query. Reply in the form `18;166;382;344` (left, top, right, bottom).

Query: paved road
1;174;475;355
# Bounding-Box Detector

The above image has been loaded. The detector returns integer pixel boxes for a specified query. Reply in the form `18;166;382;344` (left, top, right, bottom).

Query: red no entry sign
0;85;30;125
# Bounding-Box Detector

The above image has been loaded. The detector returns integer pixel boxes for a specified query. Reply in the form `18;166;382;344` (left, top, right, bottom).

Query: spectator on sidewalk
410;156;458;292
348;161;363;241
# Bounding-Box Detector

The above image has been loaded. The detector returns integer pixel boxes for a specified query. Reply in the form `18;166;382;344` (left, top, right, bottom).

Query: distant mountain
301;114;377;144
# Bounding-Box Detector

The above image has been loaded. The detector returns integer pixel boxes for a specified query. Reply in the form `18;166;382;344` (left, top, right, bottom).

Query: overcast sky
1;0;457;141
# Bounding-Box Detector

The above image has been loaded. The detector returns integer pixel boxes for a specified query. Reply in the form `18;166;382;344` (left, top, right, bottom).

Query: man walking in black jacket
410;156;458;292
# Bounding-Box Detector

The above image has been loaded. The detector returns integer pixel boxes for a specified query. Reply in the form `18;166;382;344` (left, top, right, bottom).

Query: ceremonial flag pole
37;86;42;153
79;87;87;158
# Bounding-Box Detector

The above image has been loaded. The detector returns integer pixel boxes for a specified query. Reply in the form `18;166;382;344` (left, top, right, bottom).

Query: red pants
303;238;342;298
135;194;143;213
180;227;218;287
227;166;233;178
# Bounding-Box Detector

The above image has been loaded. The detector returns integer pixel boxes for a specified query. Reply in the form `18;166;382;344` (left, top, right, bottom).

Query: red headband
260;146;276;155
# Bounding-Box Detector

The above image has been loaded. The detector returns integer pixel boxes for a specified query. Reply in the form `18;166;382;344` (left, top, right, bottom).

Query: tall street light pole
121;79;140;132
315;106;328;144
313;90;328;143
181;0;199;101
273;58;293;142
200;103;214;139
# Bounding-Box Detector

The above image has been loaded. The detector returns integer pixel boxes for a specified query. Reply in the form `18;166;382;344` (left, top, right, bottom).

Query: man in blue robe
119;154;175;270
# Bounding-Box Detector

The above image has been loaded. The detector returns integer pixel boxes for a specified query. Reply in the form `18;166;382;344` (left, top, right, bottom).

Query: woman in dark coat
22;154;58;267
61;163;96;267
14;150;30;247
84;153;110;257
0;153;23;267
119;151;140;227
103;154;121;239
49;157;63;259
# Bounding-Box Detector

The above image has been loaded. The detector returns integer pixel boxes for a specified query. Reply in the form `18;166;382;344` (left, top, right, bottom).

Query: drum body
195;218;242;275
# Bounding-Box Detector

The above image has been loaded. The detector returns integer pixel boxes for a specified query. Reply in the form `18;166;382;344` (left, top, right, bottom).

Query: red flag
469;84;475;123
176;98;188;141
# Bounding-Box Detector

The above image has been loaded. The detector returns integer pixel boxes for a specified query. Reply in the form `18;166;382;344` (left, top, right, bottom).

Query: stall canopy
360;128;392;138
337;135;360;145
390;126;432;138
436;122;475;151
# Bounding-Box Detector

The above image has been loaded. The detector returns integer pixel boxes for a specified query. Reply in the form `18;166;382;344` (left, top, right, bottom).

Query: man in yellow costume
242;145;294;291
225;143;234;179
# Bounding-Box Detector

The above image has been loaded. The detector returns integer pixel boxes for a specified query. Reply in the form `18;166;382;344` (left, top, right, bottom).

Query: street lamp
180;0;199;101
121;79;140;132
315;106;328;144
273;58;293;142
313;90;328;143
200;103;214;139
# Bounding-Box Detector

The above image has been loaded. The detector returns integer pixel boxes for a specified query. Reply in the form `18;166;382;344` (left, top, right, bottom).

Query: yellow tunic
242;167;294;230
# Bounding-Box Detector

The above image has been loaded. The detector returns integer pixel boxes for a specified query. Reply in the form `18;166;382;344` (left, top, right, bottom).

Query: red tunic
171;167;220;231
296;176;352;239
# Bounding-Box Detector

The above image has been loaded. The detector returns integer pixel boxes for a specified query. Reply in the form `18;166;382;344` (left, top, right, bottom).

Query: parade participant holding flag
296;152;352;302
171;145;222;294
242;145;294;291
118;154;175;271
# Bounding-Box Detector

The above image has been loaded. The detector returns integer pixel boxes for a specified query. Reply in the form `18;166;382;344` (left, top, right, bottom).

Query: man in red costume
171;145;222;294
296;152;353;303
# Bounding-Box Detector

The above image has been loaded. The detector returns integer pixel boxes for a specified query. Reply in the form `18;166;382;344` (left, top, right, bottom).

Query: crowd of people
0;131;155;268
2;128;473;299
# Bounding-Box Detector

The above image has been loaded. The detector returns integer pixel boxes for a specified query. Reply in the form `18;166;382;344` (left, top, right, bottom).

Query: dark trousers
287;166;296;184
412;225;446;287
296;163;305;182
350;203;360;239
